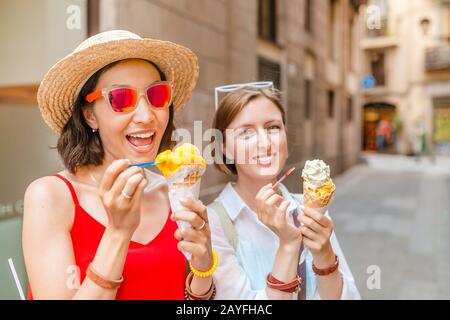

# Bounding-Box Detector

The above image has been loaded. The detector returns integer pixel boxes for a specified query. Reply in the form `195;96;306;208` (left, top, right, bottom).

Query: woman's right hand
98;159;148;236
255;184;302;249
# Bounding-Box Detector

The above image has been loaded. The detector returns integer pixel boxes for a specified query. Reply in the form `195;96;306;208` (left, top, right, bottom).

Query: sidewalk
330;154;450;299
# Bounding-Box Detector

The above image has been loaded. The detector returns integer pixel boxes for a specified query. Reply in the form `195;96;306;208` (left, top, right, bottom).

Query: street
330;154;450;299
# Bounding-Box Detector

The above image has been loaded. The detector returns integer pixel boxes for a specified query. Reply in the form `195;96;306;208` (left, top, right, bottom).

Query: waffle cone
302;180;335;210
303;189;333;208
172;171;201;188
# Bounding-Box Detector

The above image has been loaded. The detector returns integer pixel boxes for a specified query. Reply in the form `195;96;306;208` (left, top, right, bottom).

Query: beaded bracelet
189;249;218;278
184;271;216;300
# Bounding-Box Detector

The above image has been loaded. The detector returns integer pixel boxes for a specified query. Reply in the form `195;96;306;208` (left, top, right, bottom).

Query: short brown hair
57;59;175;174
211;87;285;175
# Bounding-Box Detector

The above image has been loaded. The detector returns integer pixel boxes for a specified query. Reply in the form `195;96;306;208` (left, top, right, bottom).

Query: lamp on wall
419;17;431;36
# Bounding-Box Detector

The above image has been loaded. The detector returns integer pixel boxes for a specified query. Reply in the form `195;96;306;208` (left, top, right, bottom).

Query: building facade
89;0;366;198
360;0;450;156
0;0;365;298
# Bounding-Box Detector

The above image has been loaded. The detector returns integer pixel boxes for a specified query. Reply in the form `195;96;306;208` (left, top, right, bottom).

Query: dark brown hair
211;87;285;175
57;59;175;174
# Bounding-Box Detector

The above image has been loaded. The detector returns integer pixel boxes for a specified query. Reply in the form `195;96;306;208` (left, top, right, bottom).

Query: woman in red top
22;30;214;300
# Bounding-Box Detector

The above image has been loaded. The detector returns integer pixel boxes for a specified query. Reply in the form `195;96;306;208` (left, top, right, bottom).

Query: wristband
189;249;218;278
86;263;124;290
184;271;216;300
312;255;339;276
266;273;301;293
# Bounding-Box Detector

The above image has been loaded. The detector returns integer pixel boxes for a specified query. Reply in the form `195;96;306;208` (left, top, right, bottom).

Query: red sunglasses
85;81;173;112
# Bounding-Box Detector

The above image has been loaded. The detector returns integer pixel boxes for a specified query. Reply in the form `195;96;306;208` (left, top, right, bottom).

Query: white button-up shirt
207;182;361;300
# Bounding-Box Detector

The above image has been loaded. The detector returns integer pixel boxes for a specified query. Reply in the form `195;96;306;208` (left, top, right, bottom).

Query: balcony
362;17;399;50
425;45;450;71
361;36;399;50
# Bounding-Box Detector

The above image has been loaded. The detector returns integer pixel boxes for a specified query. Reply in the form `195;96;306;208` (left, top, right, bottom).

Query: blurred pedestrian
376;119;392;152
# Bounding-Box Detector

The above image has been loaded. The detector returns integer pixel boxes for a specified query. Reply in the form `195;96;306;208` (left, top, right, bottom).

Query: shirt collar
217;183;246;221
217;182;299;221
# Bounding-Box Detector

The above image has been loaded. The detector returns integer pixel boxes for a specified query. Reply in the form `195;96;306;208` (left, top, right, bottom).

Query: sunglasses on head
85;81;173;113
214;81;274;110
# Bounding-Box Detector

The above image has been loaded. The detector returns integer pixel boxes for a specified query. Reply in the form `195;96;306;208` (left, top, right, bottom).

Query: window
88;0;99;36
304;79;312;119
443;4;450;41
258;0;277;43
347;96;353;122
305;0;313;33
328;90;335;118
370;51;386;86
433;99;450;154
329;0;338;60
366;0;388;37
348;15;355;70
258;57;281;89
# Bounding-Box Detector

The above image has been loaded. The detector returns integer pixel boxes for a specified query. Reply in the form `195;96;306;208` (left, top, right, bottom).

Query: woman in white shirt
207;83;360;300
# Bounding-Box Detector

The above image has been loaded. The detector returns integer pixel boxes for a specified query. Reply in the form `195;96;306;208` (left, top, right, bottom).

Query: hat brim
37;38;199;134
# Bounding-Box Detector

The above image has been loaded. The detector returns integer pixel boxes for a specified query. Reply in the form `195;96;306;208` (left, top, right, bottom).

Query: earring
92;128;98;133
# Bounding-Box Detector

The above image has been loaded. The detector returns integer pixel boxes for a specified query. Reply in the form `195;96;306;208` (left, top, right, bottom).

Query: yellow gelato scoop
304;179;335;199
155;143;206;177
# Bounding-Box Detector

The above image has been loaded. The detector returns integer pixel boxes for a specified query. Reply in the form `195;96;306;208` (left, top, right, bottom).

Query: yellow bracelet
189;249;218;278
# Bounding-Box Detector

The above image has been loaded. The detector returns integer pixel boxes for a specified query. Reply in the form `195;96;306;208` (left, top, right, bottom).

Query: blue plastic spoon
128;161;159;168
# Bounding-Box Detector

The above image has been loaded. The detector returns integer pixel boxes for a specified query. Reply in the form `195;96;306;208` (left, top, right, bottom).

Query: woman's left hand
298;207;336;268
171;198;213;272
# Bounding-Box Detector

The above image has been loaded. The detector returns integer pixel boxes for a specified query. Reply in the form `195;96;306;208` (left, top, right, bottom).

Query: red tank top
27;174;186;300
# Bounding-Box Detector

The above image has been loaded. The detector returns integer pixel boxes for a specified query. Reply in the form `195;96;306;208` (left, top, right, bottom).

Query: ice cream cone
166;166;204;260
155;144;206;260
298;179;334;265
301;160;335;214
298;159;335;264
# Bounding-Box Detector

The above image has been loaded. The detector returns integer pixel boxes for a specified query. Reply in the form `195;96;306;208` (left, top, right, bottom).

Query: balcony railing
366;17;389;38
425;45;450;71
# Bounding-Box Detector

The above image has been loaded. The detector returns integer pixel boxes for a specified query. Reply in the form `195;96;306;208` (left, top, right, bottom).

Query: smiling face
224;96;288;181
82;59;170;164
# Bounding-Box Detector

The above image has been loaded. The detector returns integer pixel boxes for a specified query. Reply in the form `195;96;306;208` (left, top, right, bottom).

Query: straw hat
37;30;199;134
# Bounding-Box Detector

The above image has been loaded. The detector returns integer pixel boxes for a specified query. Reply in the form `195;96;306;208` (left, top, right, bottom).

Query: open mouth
125;131;155;153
